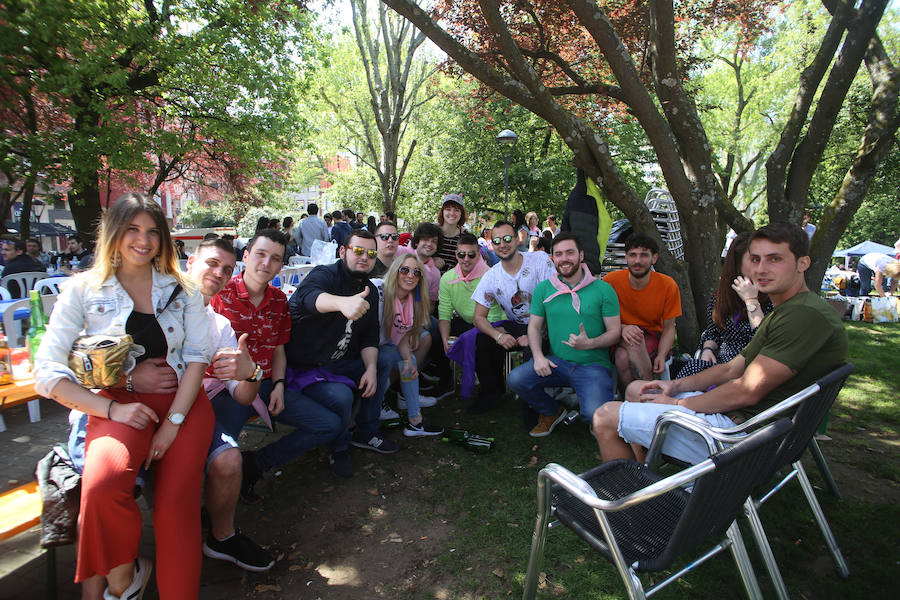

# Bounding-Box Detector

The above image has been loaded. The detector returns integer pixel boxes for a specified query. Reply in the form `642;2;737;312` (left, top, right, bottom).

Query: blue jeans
210;378;349;469
322;357;383;449
375;343;423;419
858;263;874;296
508;356;614;422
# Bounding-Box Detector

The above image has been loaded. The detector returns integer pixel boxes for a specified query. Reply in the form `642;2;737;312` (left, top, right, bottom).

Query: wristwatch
745;301;760;312
245;362;263;382
167;412;186;426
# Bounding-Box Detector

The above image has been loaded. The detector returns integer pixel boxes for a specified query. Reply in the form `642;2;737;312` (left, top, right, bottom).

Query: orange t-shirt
604;269;681;333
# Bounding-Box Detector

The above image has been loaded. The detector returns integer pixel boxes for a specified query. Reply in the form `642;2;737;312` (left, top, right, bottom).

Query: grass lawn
417;321;899;599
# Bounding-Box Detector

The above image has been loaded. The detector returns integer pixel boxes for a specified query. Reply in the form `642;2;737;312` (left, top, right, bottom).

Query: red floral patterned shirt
210;274;291;378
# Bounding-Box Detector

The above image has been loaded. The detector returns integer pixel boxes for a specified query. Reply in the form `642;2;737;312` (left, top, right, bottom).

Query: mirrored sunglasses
456;250;478;259
398;265;422;278
492;234;514;245
348;245;377;259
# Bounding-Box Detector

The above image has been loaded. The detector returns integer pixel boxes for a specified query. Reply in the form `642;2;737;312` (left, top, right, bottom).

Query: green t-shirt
740;291;847;416
438;270;506;324
530;276;619;367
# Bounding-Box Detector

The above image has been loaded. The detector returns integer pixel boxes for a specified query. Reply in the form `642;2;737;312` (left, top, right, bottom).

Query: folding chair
522;418;793;600
647;364;854;600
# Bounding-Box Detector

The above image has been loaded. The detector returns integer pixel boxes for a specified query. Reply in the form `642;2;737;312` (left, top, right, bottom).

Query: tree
307;0;436;215
380;0;897;348
0;0;316;238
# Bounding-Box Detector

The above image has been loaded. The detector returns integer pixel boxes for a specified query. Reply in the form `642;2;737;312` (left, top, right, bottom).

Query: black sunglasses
492;234;514;245
398;265;422;277
456;250;478;259
377;233;400;241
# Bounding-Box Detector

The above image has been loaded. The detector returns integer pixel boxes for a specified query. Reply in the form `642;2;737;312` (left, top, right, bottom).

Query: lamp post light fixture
31;199;46;244
496;129;518;220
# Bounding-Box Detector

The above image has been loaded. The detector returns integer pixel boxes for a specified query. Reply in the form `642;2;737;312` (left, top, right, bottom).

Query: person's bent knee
624;380;649;403
592;401;621;433
507;364;529;394
208;447;241;481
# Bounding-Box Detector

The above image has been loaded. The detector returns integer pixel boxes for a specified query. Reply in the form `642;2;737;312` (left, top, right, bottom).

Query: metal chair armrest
706;384;820;436
645;411;748;469
538;459;715;513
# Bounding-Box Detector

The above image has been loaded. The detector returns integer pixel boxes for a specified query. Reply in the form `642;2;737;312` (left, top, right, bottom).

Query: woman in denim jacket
34;193;213;600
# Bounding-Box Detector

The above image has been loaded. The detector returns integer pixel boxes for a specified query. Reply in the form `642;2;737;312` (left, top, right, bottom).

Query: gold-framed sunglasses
348;245;377;259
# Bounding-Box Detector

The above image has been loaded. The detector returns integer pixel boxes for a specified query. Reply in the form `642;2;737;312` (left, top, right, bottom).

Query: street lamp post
496;129;518;220
31;199;46;246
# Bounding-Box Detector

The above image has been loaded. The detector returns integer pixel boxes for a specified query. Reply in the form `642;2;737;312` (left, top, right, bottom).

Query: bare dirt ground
212;432;460;600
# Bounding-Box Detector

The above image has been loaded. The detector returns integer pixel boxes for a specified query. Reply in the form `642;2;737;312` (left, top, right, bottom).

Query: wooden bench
0;481;60;600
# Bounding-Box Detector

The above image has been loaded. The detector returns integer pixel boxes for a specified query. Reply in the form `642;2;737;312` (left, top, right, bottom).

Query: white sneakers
103;557;152;600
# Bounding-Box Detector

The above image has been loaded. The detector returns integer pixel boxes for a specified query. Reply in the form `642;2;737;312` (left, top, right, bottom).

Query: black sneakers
203;529;275;572
351;434;401;454
329;450;354;478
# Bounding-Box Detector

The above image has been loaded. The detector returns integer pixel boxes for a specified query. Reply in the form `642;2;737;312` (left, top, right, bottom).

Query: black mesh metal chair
646;364;853;600
522;418;793;600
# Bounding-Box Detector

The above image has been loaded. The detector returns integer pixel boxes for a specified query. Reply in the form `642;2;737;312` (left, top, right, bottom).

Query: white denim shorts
618;396;737;465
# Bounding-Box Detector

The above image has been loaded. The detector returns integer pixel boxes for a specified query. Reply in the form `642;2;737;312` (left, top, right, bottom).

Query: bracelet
273;378;287;388
125;374;134;392
496;332;504;343
107;400;115;420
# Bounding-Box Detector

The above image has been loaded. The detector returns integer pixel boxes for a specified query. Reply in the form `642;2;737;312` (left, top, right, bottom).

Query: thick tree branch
784;0;889;218
765;0;854;208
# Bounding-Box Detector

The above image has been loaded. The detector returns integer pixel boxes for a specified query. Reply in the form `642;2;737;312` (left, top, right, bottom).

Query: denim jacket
33;269;210;398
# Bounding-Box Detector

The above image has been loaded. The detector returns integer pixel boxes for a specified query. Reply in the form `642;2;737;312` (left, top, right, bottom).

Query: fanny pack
67;284;182;389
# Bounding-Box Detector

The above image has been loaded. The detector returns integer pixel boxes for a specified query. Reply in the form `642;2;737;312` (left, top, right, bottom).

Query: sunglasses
398;265;422;278
456;250;478;259
377;233;400;241
492;234;514;245
348;245;377;259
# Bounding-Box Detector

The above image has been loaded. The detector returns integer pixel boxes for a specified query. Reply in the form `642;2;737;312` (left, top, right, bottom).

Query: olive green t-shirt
740;291;847;417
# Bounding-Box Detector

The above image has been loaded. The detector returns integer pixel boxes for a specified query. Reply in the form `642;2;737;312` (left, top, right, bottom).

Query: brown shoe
529;407;566;438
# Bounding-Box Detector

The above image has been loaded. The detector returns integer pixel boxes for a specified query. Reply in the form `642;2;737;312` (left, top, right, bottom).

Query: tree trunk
18;174;36;240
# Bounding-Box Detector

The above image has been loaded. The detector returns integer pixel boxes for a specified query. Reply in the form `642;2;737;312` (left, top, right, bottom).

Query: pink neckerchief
390;292;415;346
543;264;597;314
447;255;489;285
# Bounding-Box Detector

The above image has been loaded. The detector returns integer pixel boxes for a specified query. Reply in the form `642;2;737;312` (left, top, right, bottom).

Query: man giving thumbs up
507;233;621;437
285;230;400;479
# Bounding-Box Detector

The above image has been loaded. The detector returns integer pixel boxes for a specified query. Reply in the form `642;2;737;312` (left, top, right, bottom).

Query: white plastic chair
33;276;68;296
0;287;10;301
2;294;57;347
0;271;49;299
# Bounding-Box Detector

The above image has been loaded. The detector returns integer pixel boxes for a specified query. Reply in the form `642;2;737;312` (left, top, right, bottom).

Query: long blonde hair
88;192;191;290
381;254;431;341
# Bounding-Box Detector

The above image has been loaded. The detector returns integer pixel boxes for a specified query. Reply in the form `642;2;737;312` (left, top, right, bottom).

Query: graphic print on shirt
331;319;354;360
509;286;532;323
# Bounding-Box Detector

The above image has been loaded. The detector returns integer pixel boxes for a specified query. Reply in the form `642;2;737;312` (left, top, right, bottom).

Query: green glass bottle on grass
26;290;47;364
442;428;495;453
